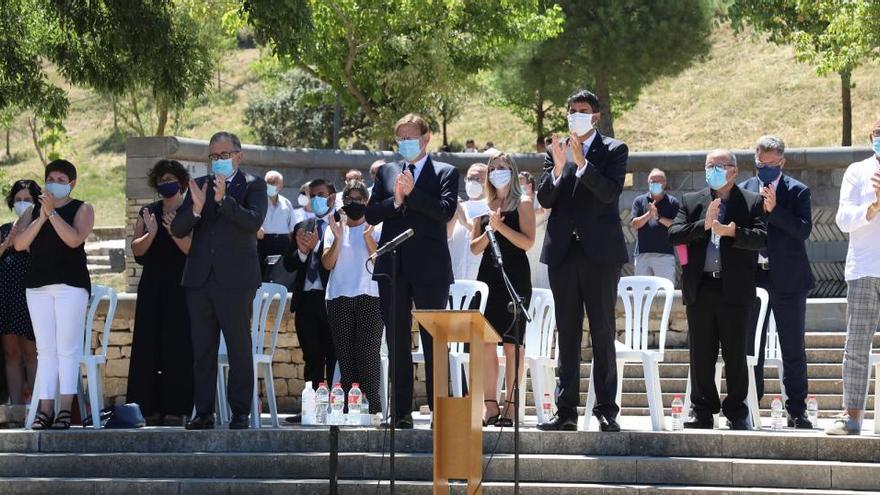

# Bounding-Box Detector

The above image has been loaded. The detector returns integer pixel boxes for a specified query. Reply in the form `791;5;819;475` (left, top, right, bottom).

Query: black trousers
378;279;449;419
686;278;750;421
186;271;256;416
749;278;809;415
294;290;336;389
548;246;621;419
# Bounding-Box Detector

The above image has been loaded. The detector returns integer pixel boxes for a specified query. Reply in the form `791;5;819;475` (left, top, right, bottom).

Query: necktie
306;219;326;283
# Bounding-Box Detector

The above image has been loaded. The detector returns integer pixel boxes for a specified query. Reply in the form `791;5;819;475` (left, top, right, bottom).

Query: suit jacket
171;170;268;289
668;186;767;306
365;155;459;285
282;218;331;310
536;133;629;267
739;175;815;294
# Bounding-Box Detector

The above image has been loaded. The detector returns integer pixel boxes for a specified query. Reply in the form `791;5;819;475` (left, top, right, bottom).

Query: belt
703;271;722;279
263;233;289;238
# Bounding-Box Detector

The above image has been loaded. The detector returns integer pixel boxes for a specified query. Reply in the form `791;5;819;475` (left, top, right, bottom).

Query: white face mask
567;112;594;137
297;193;309;207
488;170;512;189
13;201;33;217
465;180;483;199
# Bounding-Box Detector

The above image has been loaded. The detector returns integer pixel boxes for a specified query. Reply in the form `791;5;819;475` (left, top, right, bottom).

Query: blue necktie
306;219;326;283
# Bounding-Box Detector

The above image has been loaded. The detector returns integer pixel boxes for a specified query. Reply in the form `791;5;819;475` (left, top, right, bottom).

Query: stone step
606;393;872;410
805;332;880;348
522;406;875;420
617;378;869;396
580;348;849;364
578;363;854;379
86;227;126;243
86;264;116;275
84;239;125;256
87;255;112;265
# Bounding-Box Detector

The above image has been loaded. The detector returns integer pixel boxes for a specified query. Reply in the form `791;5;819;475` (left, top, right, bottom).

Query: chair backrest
750;287;770;359
764;309;782;360
445;280;489;354
83;285;118;359
251;282;289;356
617;276;675;353
523;288;556;360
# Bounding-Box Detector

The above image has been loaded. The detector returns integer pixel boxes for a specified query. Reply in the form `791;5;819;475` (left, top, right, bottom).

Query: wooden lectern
412;310;501;495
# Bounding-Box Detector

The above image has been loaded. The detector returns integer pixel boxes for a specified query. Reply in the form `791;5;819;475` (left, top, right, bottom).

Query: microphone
485;226;504;267
370;228;415;260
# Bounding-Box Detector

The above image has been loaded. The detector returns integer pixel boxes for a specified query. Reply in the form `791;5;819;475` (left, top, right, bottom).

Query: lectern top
412;310;502;344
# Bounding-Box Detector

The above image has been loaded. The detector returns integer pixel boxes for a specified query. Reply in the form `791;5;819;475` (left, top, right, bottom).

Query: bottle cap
334;382;341;387
352;383;360;388
319;381;327;386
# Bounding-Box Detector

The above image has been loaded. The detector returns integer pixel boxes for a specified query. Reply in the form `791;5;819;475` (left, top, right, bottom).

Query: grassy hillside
2;25;879;228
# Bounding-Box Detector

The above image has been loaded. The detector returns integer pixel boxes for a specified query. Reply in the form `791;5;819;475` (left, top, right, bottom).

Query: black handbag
84;403;146;428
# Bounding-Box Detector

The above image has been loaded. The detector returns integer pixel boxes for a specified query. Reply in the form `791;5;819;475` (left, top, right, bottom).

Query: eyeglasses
208;150;240;160
704;163;735;170
343;196;365;205
755;159;783;168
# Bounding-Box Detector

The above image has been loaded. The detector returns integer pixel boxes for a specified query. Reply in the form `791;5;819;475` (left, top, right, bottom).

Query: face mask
756;164;782;185
311;196;330;217
297;193;309;207
648;182;664;196
489;170;512;189
13;201;32;217
157;182;180;198
873;137;880;156
343;202;366;220
266;184;278;197
397;139;422;162
46;182;71;199
705;166;728;190
465;180;483;199
211;158;234;177
568;113;594;136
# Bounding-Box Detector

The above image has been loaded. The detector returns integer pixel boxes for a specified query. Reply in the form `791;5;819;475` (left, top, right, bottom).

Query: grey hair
756;135;785;156
648;168;666;178
265;170;283;182
209;131;241;150
706;149;737;167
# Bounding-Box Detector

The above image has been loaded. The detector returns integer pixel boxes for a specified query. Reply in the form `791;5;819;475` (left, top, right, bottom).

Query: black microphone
486;226;504;267
370;228;415;260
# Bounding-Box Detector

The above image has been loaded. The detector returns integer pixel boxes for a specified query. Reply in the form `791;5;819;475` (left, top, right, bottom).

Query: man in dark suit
366;113;459;429
172;131;268;430
283;179;337;392
669;149;767;430
536;90;629;432
739;135;814;428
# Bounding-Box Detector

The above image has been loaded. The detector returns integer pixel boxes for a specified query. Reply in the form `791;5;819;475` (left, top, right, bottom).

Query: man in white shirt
826;119;880;435
258;171;297;284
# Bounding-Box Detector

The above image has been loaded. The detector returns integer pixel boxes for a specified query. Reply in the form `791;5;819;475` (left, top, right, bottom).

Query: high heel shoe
495;400;516;428
31;410;54;430
482;399;500;427
50;409;72;430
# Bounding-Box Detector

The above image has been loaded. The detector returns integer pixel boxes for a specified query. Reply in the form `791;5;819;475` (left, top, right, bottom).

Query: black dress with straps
0;223;34;339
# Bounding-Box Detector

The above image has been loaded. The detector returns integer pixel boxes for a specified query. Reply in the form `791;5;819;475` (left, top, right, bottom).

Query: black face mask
157;182;180;198
343;202;366;220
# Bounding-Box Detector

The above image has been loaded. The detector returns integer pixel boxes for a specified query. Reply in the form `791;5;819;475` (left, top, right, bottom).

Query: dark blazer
282;219;331;310
668;186;767;306
365;155;459;285
171;170;268;289
739;175;815;294
536;133;629;267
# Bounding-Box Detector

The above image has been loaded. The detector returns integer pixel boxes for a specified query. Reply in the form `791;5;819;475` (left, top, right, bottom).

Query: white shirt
447;200;490;280
551;131;598;185
293;207;314;226
261;194;297;234
405;154;430;183
836;155;880;280
324;222;382;299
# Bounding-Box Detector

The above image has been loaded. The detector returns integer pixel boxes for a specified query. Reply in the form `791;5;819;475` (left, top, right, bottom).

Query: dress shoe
394;414;414;429
229;414;250;430
726;417;750;431
787;413;813;429
683;415;713;429
594;413;621;432
536;414;577;431
284;414;302;425
185;414;215;430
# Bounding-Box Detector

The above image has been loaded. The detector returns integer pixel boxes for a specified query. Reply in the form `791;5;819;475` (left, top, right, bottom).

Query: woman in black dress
126;160;194;423
0;180;40;404
471;152;535;427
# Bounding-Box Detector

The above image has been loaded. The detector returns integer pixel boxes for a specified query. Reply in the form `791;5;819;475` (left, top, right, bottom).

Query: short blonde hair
394;113;429;136
485;152;523;213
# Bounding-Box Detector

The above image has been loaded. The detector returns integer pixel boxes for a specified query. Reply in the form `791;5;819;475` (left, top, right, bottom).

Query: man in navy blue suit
740;135;814;428
366;113;459;429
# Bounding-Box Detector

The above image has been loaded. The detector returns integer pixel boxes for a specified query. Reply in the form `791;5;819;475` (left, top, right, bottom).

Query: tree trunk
111;94;119;134
442;116;448;147
5;127;10;158
27;117;47;166
594;75;615;138
840;70;852;146
155;95;169;137
536;104;545;143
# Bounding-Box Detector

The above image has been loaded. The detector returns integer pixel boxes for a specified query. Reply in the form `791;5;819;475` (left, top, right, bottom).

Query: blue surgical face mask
266;184;278;197
648;182;664;196
310;196;330;217
705;166;728;190
211;158;234;177
756;163;782;185
873;137;880;156
46;182;71;199
397;139;422;162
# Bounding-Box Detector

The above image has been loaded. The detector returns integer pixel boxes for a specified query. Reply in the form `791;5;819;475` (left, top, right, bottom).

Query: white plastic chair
746;309;785;429
445;280;489;398
869;354;880;434
685;287;769;430
26;285;118;430
380;328;390;421
582;276;674;431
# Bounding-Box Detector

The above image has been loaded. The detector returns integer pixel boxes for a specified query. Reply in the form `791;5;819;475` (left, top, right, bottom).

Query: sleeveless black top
24;199;91;292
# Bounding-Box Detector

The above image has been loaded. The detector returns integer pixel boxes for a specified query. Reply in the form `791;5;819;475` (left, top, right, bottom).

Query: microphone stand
372;248;399;495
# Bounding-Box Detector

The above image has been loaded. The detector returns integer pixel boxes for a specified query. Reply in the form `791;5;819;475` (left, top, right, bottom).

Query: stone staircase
84;239;125;275
1;428;878;494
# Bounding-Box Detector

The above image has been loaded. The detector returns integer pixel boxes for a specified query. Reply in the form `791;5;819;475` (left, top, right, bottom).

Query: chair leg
747;363;762;430
380;356;390;422
26;374;41;430
76;372;88;428
644;361;664;431
265;362;279;428
95;365;105;411
777;364;788;406
873;363;880;435
450;356;464;398
684;369;693;420
251;361;261;428
86;363;103;430
581;360;596;431
713;361;724;428
216;366;229;425
497;361;507;403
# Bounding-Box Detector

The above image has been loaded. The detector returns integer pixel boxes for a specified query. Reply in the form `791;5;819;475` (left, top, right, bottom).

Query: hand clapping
761;186;776;213
704;198;721;231
188;178;207;214
488;207;504;232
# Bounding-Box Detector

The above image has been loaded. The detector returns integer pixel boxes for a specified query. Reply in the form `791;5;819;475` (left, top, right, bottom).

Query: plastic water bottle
671;395;684;431
771;396;784;431
315;382;330;425
301;381;315;425
807;396;819;427
359;396;370;426
347;383;363;425
330;383;346;424
541;393;553;423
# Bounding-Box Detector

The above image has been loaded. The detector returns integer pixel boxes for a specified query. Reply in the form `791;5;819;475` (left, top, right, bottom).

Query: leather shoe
595;413;621;432
394;414;414;429
536;414;577;431
683;415;713;429
185;414;215;430
284;414;302;425
787;413;813;429
726;417;750;430
229;414;250;430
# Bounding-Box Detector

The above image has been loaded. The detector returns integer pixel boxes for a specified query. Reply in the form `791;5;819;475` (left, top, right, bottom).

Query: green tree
493;0;715;139
728;0;876;146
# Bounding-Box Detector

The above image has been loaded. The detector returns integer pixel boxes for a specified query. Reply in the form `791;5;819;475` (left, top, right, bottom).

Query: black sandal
483;400;501;427
496;400;516;428
50;409;72;430
31;410;54;430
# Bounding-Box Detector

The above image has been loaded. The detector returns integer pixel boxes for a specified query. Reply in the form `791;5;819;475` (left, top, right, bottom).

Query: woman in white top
447;163;489;280
322;180;383;414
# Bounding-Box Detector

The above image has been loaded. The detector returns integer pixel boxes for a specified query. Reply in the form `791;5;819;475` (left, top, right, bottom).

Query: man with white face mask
631;168;679;284
448;163;490;280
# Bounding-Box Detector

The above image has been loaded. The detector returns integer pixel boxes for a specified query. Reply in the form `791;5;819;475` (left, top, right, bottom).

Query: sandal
31;410;54;430
50;409;72;430
482;400;501;427
496;400;517;428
